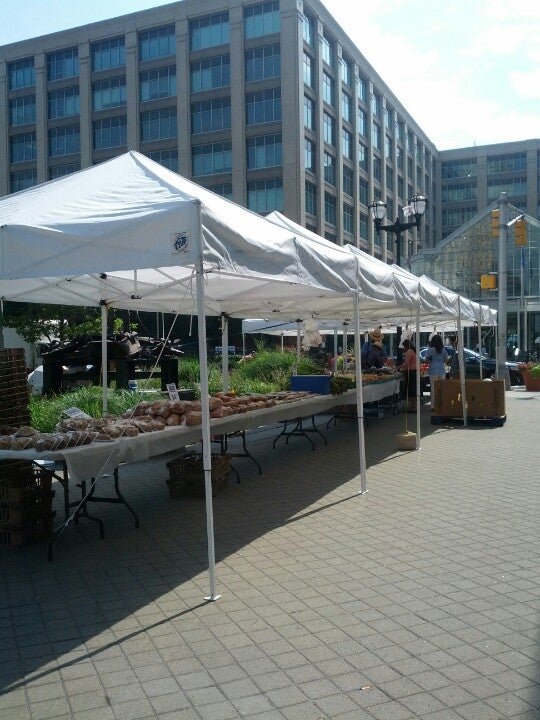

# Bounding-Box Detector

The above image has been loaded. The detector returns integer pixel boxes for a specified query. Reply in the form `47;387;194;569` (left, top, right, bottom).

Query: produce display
0;391;315;452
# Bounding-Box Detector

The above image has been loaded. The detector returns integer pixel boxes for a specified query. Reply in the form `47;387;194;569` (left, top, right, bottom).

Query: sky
1;0;538;151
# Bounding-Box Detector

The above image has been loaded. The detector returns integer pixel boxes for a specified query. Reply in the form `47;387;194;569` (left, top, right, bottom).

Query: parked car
418;347;523;386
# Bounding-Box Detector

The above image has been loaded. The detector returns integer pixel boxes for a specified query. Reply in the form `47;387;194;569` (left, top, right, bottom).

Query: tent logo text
172;232;189;254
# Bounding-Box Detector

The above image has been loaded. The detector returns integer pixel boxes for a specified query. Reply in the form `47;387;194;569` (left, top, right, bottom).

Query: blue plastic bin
290;375;331;395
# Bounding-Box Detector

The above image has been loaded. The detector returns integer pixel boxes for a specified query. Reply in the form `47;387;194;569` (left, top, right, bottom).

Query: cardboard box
433;379;505;418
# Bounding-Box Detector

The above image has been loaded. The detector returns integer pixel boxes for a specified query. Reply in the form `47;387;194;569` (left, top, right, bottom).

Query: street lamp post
369;196;428;360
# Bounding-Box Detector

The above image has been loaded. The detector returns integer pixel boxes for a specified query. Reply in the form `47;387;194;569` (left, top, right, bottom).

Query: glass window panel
342;128;352;159
323;152;336;185
324;192;336;224
192;141;232;176
140;66;176;101
8;58;35;89
247;133;282;169
49;163;80;179
304;96;315;130
343;203;354;234
139;25;175;61
304;138;316;173
10;132;37;163
9;96;36;126
190;13;229;51
343;165;353;196
191;55;230;92
247;177;283;213
93;77;127;111
49;125;80;157
244;1;280;39
321;35;334;68
91;37;125;71
147;149;178;171
47;48;79;81
303;52;314;88
10;169;37;193
48;87;80;119
305;181;316;215
322;72;335;106
245;44;280;82
191;98;231;133
303;13;314;46
140;107;177;142
93;116;127;149
246;88;281;125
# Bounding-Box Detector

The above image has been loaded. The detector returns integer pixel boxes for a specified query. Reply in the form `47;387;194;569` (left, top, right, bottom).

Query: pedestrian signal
491;209;499;238
514;217;527;246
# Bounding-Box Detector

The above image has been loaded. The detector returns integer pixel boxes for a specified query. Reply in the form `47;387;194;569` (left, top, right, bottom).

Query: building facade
0;0;438;267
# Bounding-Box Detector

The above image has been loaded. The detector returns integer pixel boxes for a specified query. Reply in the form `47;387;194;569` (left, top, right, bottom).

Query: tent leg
354;293;367;494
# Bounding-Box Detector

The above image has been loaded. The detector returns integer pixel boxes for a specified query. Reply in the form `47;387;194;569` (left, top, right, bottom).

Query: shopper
398;338;417;411
361;327;387;369
448;336;460;379
427;334;449;406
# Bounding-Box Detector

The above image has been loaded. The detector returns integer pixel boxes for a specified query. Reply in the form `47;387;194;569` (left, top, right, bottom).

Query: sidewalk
1;389;539;720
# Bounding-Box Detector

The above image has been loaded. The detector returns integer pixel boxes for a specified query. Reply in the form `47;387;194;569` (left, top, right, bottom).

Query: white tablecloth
0;380;400;483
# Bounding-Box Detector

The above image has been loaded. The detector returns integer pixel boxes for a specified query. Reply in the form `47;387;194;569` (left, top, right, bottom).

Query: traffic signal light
480;274;497;290
514;217;527;246
491;209;500;237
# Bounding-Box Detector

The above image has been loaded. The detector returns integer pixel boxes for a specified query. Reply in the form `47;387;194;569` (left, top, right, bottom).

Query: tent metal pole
416;308;421;449
343;325;348;374
221;313;229;392
354;292;367;494
333;330;338;373
457;299;467;427
101;303;108;414
296;322;301;364
194;201;219;602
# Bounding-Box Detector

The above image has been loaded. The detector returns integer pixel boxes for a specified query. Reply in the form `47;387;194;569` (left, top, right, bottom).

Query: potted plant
518;362;540;391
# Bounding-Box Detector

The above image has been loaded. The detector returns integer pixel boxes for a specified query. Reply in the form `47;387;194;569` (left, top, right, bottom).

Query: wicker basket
166;453;230;498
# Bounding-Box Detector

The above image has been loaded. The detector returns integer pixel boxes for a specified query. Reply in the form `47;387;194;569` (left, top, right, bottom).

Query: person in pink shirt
398;338;417;412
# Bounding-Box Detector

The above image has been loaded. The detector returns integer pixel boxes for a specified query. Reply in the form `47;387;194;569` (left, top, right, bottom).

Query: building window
371;91;381;118
10;169;37;193
441;183;477;202
207;183;233;199
191;55;230;92
141;107;177;142
322;72;335;106
302;13;314;46
398;176;404;199
359;211;368;240
93;116;127;150
357;107;367;137
323;152;336;185
324;193;336;224
343;165;353;197
247;177;283;213
384;106;393;131
49;163;80;180
341;91;352;123
140;66;176;102
385;135;393;159
192;141;232;176
396;118;404;142
246;88;281;125
244;1;280;39
487;152;527;174
305;181;317;215
245;44;280;82
47;49;79;82
48;87;80;119
396;146;404;170
247;133;282;169
407;129;414;153
303;52;314;88
386;165;394;190
372;123;381;150
358;142;367;171
341;56;352;86
93;77;126;111
192;98;231;133
321;34;335;68
190;13;229;51
441;158;477;179
304;96;315;131
8;58;35;89
359;176;368;205
373;155;382;181
49;125;80;157
304;138;316;173
323;112;335;146
91;37;125;71
147;149;178;171
342;128;352;160
139;26;175;61
442;207;476;230
357;74;367;102
10;132;36;163
9;96;36;126
343;203;354;234
487;177;527;200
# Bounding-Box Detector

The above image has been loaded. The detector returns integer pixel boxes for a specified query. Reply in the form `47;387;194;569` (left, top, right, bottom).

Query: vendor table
0;380;399;556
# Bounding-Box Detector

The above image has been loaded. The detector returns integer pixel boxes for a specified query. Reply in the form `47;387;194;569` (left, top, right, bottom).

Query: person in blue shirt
361;327;387;369
427;334;449;406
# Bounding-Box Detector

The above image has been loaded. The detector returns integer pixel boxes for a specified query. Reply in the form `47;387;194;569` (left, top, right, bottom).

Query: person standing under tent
427;334;449;407
448;336;460;379
361;327;387;369
398;338;417;412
